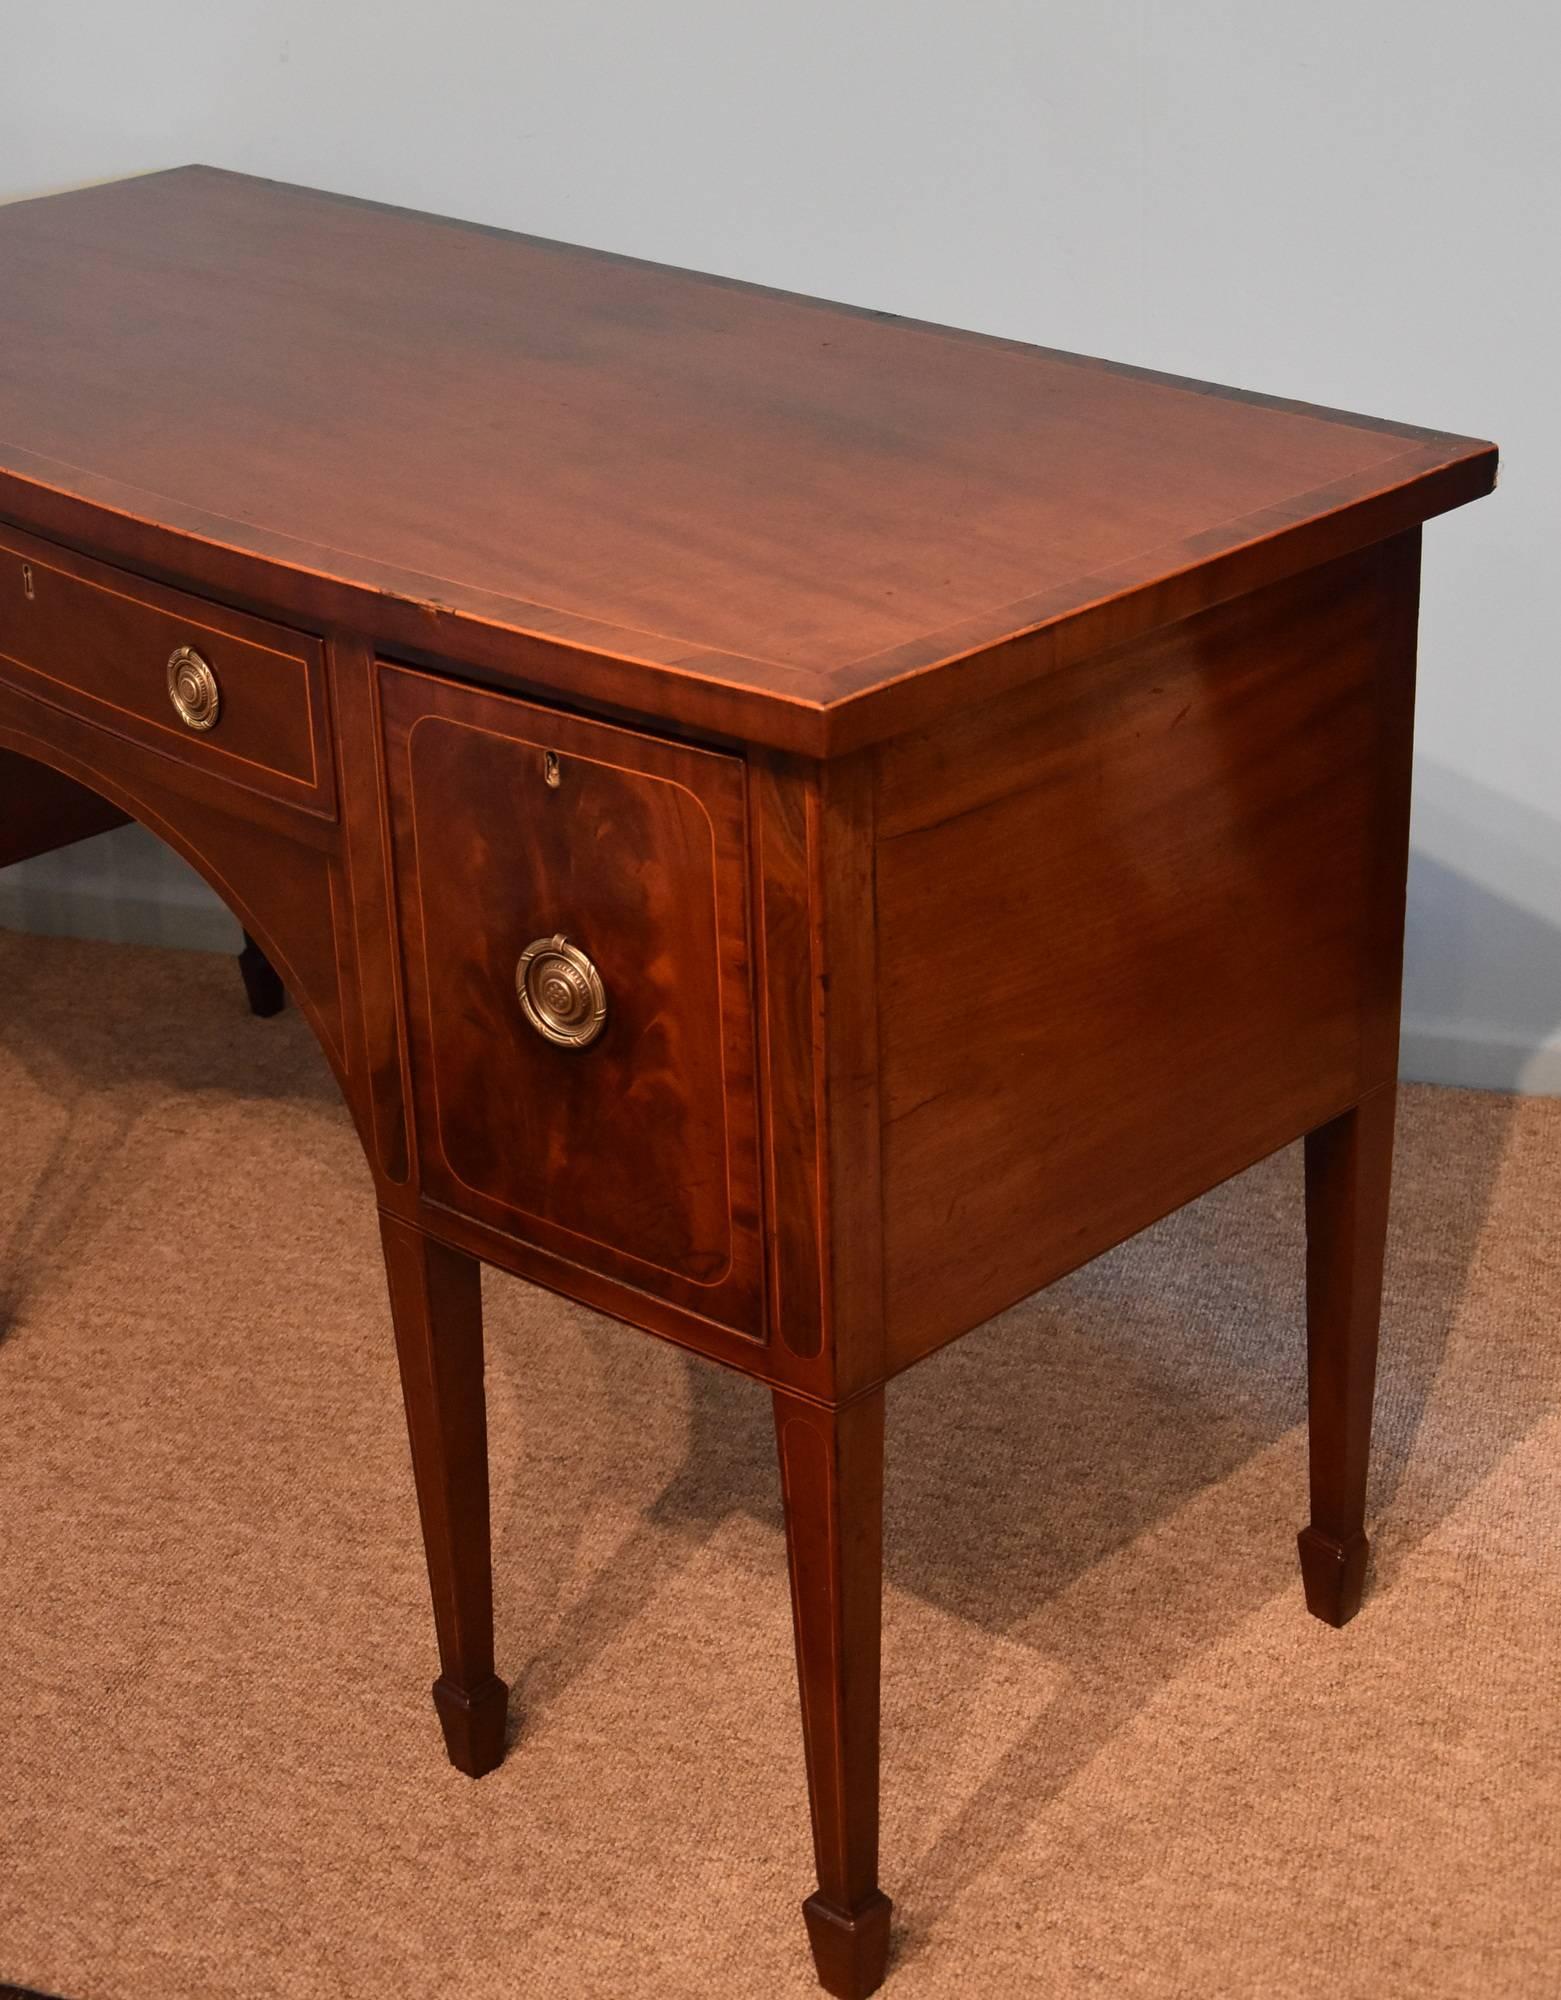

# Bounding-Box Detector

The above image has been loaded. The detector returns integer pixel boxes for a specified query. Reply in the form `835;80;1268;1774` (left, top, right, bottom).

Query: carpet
1;929;1557;1999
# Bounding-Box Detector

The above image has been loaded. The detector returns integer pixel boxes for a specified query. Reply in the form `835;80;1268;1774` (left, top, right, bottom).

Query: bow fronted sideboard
0;167;1495;1997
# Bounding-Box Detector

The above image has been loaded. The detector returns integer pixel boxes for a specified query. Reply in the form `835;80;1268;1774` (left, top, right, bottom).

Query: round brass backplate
166;645;221;731
515;934;607;1049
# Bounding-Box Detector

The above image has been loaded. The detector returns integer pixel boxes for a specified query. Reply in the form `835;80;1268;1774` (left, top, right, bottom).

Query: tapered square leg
1298;1086;1395;1627
237;928;286;1017
773;1387;891;2000
379;1211;509;1775
430;1671;509;1777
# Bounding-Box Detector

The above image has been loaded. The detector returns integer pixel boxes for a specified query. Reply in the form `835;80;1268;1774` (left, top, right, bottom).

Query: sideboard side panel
875;534;1422;1370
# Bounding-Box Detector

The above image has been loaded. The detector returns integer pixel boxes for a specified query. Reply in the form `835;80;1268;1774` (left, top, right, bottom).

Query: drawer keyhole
543;750;561;788
21;563;34;600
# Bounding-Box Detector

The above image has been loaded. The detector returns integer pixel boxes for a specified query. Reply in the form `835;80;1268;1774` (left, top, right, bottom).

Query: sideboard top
0;167;1495;754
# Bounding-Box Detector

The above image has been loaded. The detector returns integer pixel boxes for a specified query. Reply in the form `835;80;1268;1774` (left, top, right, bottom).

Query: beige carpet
1;928;1558;2000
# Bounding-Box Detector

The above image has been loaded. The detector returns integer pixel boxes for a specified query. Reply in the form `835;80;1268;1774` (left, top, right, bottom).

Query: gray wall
2;2;1556;1088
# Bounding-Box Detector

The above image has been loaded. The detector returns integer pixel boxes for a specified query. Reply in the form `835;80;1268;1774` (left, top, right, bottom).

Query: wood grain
750;755;831;1364
0;523;333;817
329;633;412;1185
876;535;1423;1367
774;1386;892;1999
1298;1084;1397;1626
0;167;1495;755
380;661;764;1337
0;165;1501;1998
379;1211;509;1777
749;751;884;1396
0;747;127;865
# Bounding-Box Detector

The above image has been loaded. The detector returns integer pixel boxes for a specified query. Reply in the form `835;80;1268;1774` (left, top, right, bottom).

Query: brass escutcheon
166;645;221;731
515;934;607;1049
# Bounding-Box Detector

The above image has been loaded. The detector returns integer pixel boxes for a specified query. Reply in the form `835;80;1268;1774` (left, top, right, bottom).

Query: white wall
2;1;1556;1088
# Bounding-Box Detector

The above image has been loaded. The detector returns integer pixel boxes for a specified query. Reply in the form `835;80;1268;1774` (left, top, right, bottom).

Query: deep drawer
380;661;764;1338
0;527;333;816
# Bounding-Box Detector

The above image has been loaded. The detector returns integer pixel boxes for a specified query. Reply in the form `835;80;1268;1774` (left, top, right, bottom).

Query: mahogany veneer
0;166;1496;1997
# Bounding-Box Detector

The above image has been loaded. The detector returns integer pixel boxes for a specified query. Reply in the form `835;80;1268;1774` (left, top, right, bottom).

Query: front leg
1297;1085;1395;1626
379;1211;509;1775
773;1385;892;1999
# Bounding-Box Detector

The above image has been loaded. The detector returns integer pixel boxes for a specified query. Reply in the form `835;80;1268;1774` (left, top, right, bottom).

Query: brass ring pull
166;645;221;731
515;935;607;1049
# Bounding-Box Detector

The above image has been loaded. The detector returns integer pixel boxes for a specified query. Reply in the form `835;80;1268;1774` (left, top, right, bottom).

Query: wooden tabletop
0;167;1495;753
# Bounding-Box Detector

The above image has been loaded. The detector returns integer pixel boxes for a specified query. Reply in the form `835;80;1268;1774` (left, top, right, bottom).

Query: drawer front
0;527;332;815
381;662;764;1338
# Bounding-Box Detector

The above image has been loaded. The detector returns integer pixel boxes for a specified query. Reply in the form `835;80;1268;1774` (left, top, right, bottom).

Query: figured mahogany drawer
380;662;764;1338
0;527;333;816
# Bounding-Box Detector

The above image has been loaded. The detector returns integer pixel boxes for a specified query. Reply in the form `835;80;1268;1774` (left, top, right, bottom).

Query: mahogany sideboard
0;168;1496;1997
